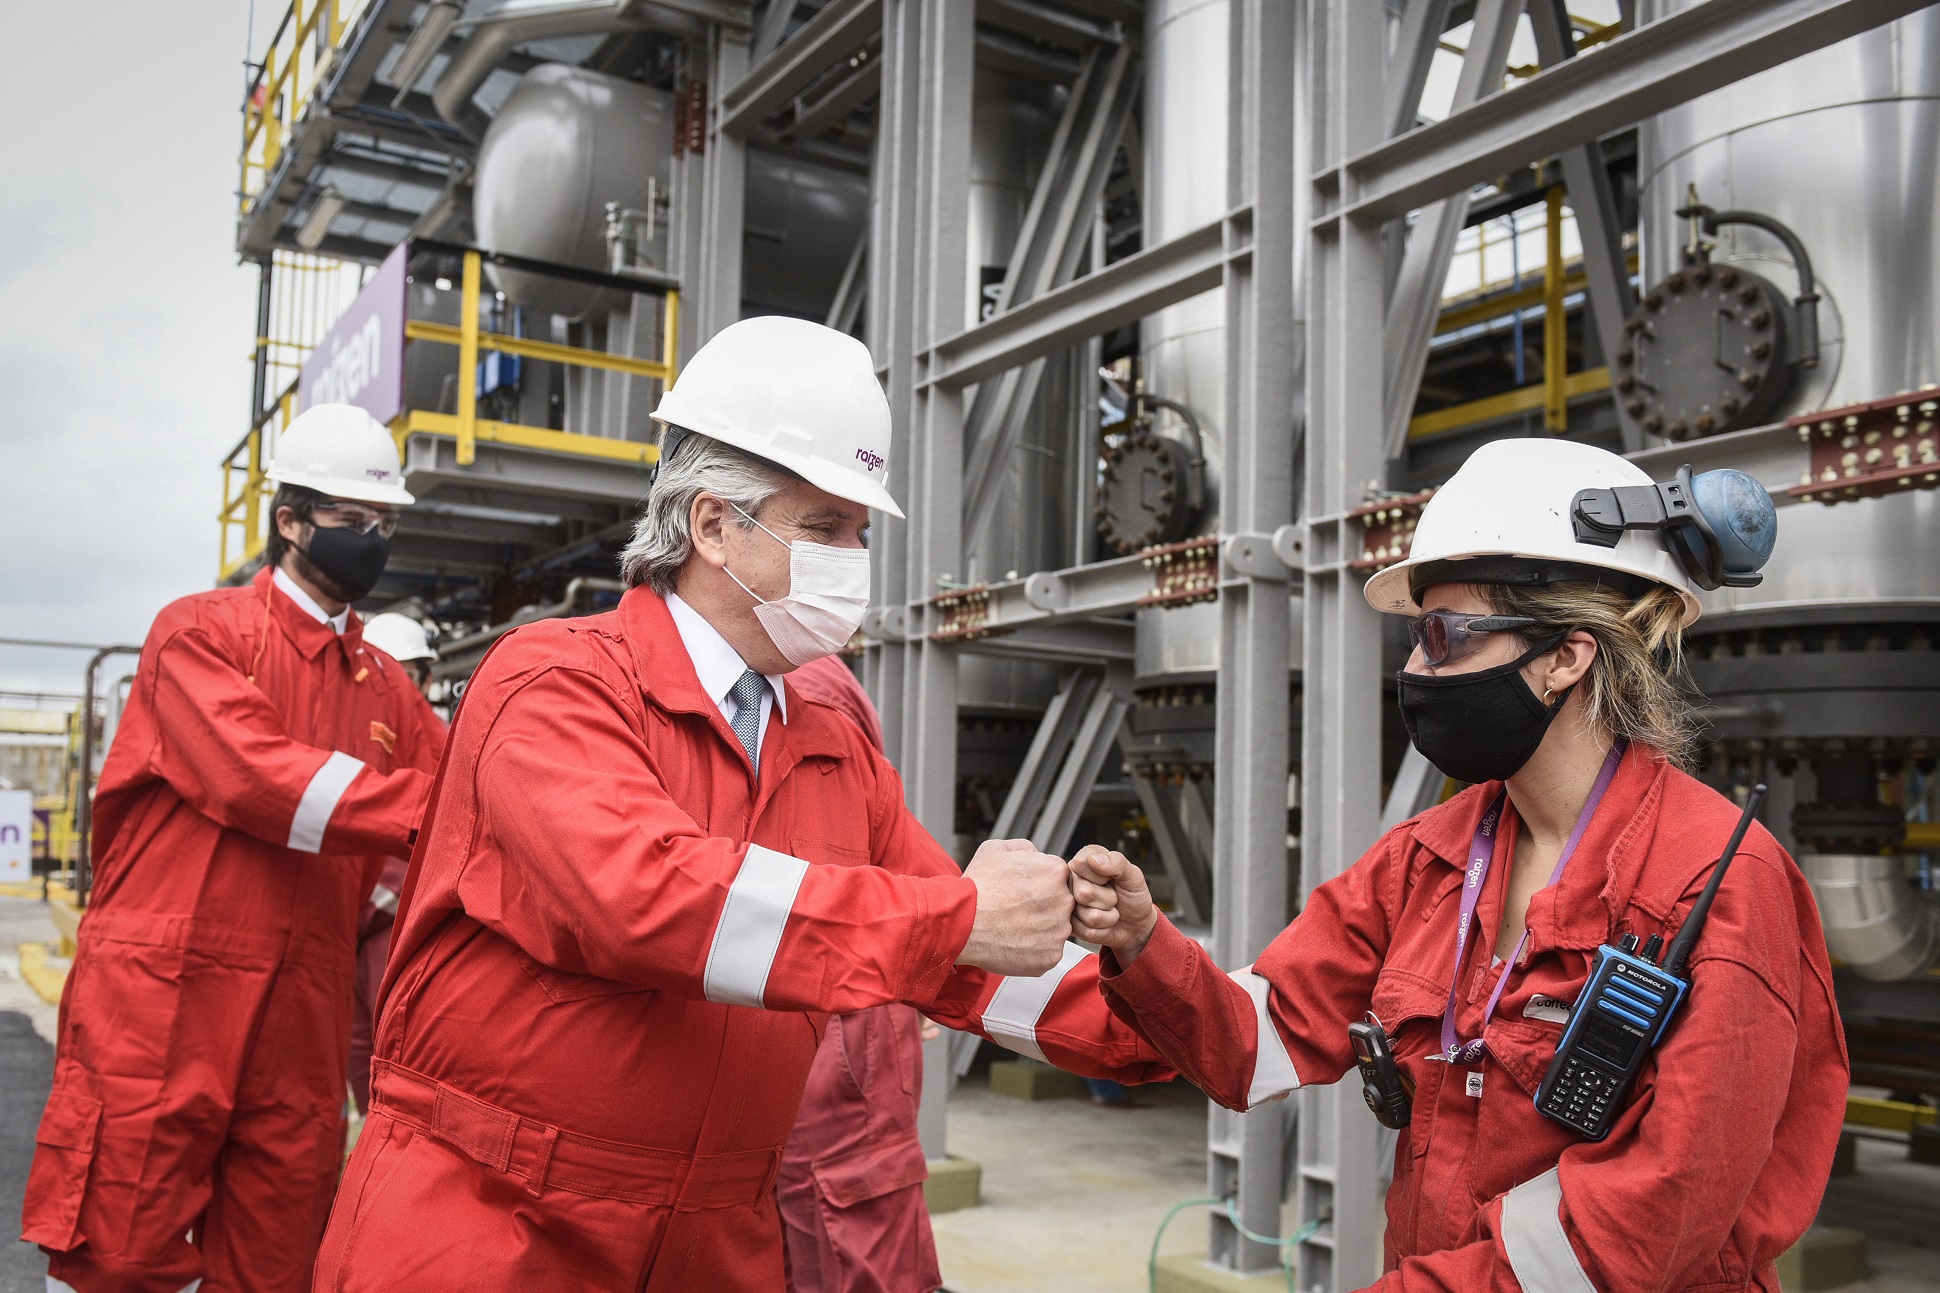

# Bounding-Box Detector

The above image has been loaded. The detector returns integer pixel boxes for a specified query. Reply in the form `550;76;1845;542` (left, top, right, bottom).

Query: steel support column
1297;1;1389;1287
1205;0;1299;1274
697;28;750;346
868;0;975;1162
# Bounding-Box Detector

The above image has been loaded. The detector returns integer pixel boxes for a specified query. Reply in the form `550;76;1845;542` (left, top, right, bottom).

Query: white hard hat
268;403;415;505
1363;438;1704;626
360;612;438;663
652;316;903;519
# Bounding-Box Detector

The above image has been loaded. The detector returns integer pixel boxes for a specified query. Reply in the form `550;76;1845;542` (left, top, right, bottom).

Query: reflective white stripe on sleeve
287;751;364;853
981;941;1089;1062
1229;966;1300;1109
369;884;400;914
1501;1167;1599;1293
703;845;811;1008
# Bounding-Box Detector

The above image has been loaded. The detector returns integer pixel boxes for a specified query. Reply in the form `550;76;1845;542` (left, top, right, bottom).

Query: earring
1542;686;1554;705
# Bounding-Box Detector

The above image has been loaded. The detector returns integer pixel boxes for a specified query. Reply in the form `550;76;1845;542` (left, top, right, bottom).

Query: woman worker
1072;438;1848;1292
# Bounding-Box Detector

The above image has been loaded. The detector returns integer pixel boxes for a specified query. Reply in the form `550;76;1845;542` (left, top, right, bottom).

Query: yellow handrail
240;1;369;215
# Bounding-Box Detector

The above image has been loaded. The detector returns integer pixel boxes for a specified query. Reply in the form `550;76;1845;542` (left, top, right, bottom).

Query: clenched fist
1068;845;1158;966
955;838;1075;977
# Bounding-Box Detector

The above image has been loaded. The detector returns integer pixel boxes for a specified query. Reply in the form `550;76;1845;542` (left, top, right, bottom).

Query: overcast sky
1;4;262;696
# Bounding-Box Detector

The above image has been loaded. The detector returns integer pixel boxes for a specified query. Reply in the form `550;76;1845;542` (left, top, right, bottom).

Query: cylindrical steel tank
1133;0;1230;687
473;64;675;318
1636;5;1940;625
1640;5;1940;984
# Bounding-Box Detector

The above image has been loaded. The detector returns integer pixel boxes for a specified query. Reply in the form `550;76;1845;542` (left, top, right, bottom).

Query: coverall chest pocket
1368;968;1448;1156
1471;1015;1576;1204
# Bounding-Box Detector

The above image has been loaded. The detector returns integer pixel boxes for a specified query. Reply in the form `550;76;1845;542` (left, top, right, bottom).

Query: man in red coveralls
315;316;1171;1292
24;404;446;1293
780;655;940;1293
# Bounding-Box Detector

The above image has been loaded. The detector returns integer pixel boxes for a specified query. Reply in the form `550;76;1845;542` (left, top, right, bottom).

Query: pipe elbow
1802;853;1940;982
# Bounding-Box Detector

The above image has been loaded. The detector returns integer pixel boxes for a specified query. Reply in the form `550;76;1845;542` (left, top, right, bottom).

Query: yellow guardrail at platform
218;248;678;581
239;0;373;214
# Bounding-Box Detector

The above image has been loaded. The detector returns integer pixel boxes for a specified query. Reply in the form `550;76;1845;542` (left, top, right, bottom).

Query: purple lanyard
1436;744;1625;1065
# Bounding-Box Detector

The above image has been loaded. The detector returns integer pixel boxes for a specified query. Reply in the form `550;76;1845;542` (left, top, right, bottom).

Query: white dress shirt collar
665;593;788;723
273;566;350;635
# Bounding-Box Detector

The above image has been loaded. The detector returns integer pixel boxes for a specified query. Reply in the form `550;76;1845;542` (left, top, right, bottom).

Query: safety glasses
1405;610;1540;667
312;500;399;539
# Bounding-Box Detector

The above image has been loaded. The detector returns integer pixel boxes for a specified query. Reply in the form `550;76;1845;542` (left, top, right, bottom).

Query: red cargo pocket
21;1087;103;1251
811;1135;928;1209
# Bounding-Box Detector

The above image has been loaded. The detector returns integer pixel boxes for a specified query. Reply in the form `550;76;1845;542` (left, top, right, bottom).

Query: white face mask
724;505;872;667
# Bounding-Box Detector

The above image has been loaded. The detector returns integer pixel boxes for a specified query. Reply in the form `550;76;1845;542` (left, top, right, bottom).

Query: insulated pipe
430;0;697;141
1802;853;1940;982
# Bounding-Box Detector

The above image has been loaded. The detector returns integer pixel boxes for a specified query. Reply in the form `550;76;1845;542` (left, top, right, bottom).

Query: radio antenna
1662;784;1767;979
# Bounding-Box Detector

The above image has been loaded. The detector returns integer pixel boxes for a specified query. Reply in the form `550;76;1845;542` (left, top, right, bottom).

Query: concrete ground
0;887;1932;1293
931;1074;1223;1293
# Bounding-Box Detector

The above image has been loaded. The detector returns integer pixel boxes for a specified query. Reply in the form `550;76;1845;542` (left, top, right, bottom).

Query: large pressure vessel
1637;4;1940;624
473;64;675;318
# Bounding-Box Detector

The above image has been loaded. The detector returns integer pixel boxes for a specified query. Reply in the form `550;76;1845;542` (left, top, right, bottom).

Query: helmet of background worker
361;613;438;665
1363;438;1704;626
266;403;416;506
650;316;903;519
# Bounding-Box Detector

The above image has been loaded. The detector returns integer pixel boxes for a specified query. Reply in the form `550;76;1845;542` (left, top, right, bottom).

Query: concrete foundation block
1151;1254;1288;1292
988;1060;1086;1101
1910;1123;1940;1167
1776;1226;1867;1292
923;1156;981;1214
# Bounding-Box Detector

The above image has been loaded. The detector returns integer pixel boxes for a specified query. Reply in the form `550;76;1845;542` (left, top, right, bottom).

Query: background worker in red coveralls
780;655;942;1293
314;316;1173;1293
346;612;445;1115
23;404;447;1293
1070;438;1849;1293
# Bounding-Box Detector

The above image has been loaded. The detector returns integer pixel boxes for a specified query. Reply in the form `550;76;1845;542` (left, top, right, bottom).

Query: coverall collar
620;587;810;792
256;566;360;663
1407;741;1669;957
664;592;789;724
272;565;350;634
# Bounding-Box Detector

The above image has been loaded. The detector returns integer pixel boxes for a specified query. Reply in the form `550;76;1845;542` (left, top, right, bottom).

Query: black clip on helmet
1569;465;1778;592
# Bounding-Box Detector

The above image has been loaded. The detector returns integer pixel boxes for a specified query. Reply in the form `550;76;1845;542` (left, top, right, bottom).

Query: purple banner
300;242;408;424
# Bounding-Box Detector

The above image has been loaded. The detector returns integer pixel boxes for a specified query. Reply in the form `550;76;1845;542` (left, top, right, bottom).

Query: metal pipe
432;577;626;674
1676;201;1822;367
1802;853;1940;982
74;646;142;904
431;0;657;142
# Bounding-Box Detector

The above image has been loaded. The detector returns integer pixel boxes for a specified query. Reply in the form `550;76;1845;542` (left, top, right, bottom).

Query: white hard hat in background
1363;438;1705;626
267;404;415;506
652;316;904;519
360;612;438;663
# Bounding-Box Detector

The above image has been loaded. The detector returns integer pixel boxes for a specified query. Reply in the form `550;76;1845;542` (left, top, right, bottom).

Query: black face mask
298;524;391;602
1395;640;1571;785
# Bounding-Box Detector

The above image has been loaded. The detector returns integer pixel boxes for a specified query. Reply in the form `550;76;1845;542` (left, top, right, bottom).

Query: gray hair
619;431;789;594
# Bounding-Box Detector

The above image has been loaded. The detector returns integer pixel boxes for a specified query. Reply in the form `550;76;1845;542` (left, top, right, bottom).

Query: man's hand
955;838;1075;977
1068;845;1158;967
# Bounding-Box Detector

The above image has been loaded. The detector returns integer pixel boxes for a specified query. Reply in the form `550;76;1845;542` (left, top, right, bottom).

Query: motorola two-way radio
1533;784;1768;1140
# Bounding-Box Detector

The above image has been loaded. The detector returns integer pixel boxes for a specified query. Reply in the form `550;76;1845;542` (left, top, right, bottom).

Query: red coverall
315;589;1169;1292
347;854;411;1115
778;657;940;1293
23;569;444;1293
1101;744;1849;1293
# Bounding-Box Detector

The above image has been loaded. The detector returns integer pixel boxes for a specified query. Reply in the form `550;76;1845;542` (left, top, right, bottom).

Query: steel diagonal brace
1381;0;1524;462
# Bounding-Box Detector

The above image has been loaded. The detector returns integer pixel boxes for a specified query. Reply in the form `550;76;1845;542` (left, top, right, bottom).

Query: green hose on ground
1147;1196;1325;1293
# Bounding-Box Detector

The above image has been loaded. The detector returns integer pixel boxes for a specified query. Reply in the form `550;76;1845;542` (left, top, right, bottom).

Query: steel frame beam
719;0;881;135
926;216;1230;389
1297;1;1390;1287
1323;0;1935;226
1205;0;1300;1273
867;0;975;1163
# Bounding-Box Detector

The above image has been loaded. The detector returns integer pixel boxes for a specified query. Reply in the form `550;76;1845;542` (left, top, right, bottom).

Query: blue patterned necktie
727;669;768;772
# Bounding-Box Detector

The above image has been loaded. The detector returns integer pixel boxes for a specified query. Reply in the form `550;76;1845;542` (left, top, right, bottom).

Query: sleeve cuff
903;872;980;1003
1099;914;1205;1012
